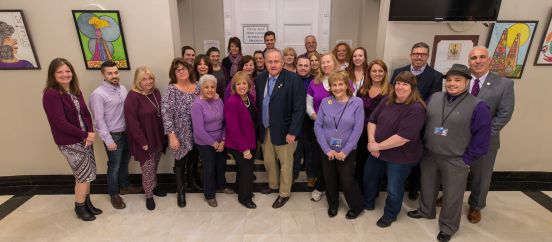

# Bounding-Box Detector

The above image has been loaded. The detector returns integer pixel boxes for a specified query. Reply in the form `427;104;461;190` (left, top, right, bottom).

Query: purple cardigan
224;94;257;152
42;88;93;145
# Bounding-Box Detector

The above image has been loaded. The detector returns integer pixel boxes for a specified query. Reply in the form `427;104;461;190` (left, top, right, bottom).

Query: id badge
433;127;448;136
330;138;342;148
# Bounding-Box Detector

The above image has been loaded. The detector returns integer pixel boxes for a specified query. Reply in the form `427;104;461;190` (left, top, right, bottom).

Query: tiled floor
0;195;12;205
0;192;550;242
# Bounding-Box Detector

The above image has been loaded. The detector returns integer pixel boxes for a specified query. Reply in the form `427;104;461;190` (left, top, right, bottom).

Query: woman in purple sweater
124;66;166;210
364;71;426;228
224;71;258;209
314;70;365;219
191;74;231;207
42;58;102;221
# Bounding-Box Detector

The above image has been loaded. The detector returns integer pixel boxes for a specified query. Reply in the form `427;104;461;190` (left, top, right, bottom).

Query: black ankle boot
75;202;96;221
174;167;186;208
85;194;102;215
146;197;156;210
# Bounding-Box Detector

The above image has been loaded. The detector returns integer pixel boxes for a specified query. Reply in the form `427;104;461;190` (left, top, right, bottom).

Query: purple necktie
471;79;480;97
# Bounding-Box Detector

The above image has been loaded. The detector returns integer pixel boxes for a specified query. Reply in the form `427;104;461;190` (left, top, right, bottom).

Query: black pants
354;129;368;191
321;149;363;213
196;144;227;199
228;148;255;203
313;142;325;191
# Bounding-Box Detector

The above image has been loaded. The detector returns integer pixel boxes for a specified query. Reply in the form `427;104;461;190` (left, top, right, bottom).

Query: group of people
42;31;514;242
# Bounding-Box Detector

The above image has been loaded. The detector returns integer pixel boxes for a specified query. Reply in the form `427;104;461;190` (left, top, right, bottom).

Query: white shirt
469;71;489;94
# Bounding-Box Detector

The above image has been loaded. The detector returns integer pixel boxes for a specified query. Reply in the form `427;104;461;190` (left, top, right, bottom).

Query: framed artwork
0;10;40;70
486;20;538;79
72;10;130;70
431;35;479;74
535;11;552;65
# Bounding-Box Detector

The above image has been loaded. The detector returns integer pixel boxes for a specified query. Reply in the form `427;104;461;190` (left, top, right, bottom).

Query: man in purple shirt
407;64;491;242
89;61;141;209
298;35;319;58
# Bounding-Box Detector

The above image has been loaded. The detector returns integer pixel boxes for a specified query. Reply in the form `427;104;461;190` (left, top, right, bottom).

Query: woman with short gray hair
191;74;231;207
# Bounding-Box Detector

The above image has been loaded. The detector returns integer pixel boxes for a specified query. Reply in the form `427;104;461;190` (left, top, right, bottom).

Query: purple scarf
229;54;242;77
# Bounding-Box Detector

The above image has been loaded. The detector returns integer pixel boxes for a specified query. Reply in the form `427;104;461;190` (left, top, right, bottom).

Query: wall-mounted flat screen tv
389;0;502;21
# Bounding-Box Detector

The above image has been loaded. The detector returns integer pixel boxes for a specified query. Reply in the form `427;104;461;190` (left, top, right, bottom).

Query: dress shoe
146;197;156;210
306;177;316;188
177;190;186;208
206;198;218;207
85;194;102;215
272;196;289;208
75;202;95;221
153;187;167;197
260;187;278;195
345;210;361;219
408;191;419;200
376;215;396;228
241;200;257;209
120;185;143;195
436;196;443;207
467;207;481;223
406;209;436;219
110;195;126;209
437;231;451;242
327;208;338;217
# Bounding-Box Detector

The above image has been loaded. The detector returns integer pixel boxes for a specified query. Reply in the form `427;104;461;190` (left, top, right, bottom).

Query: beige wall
378;0;552;171
0;0;180;176
1;0;550;176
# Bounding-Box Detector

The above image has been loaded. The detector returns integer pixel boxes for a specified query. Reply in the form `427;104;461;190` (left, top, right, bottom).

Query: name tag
330;138;342;148
434;127;448;136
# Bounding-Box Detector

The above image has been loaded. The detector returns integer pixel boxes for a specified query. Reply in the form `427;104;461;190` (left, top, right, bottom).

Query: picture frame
486;20;538;79
534;11;552;65
0;10;40;70
431;35;479;74
72;10;130;70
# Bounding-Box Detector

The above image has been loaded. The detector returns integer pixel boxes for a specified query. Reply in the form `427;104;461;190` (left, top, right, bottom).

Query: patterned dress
58;93;96;183
161;84;200;159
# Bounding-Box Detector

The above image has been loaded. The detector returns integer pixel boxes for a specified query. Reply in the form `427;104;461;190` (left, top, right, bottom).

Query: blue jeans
105;133;131;196
363;154;415;219
196;144;227;200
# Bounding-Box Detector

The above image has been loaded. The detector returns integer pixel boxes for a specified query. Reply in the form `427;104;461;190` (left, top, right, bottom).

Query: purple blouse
124;89;166;163
368;97;426;164
161;84;200;160
357;92;384;127
191;97;225;146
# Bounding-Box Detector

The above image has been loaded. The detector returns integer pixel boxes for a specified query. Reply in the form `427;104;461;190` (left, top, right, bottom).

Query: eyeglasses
410;53;428;57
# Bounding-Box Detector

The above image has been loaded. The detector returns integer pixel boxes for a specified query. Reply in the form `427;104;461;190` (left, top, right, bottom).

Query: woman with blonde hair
124;66;166;210
283;47;297;72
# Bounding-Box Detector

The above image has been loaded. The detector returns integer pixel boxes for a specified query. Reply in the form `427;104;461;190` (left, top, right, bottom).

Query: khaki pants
262;128;297;198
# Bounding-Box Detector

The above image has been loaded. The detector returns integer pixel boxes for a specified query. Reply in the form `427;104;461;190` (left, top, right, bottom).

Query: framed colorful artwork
535;11;552;65
431;35;479;74
0;10;40;70
72;10;130;70
486;20;538;79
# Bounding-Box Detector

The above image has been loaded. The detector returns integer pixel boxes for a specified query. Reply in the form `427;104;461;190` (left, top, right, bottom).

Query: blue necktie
262;76;276;128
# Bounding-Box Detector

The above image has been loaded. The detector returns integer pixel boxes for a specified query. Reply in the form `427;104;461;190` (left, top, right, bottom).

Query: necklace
145;92;161;117
243;96;251;107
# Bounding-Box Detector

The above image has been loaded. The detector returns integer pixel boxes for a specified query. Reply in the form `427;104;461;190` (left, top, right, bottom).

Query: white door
223;0;331;56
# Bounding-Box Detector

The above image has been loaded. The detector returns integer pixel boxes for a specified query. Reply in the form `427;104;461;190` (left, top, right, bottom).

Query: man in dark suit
465;46;515;223
256;49;306;208
390;42;443;200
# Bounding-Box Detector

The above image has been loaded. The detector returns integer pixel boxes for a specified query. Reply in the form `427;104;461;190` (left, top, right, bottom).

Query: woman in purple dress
124;66;166;210
42;58;101;221
161;58;200;207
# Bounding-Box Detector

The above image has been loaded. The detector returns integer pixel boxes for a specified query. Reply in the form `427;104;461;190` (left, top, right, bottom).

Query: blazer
390;64;443;101
224;94;257;152
255;69;306;145
475;72;515;150
42;88;93;145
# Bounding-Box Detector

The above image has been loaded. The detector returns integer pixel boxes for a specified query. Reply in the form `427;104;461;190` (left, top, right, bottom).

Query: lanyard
440;92;468;126
333;97;351;132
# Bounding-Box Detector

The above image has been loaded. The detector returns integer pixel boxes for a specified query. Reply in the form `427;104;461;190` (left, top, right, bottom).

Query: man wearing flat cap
406;64;492;242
